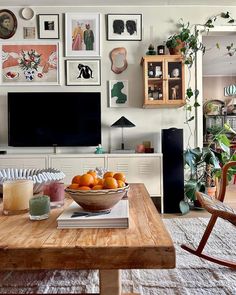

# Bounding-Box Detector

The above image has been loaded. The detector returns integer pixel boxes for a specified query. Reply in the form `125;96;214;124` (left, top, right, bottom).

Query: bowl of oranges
65;170;129;212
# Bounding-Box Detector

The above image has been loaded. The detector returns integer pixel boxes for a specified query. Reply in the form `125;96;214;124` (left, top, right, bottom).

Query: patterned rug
0;217;236;294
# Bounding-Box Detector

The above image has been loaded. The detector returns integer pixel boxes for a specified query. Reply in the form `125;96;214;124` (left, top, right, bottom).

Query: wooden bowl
65;185;129;212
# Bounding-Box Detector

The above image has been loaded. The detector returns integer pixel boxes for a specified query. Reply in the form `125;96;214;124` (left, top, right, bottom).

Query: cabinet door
166;59;185;105
0;156;47;169
107;156;162;196
49;156;106;185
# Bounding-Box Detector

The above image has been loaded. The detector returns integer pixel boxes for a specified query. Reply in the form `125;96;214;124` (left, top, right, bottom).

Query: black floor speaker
162;128;184;213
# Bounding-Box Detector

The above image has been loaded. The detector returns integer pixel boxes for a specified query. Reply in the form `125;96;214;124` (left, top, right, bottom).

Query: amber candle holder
3;180;33;215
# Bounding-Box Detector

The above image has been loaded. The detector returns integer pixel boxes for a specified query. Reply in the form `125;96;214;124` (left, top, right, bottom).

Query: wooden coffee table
0;183;175;295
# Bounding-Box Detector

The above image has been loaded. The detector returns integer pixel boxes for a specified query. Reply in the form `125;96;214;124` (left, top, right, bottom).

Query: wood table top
0;183;175;270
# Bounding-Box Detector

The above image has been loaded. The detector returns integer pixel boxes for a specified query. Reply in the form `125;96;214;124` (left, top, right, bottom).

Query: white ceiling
203;35;236;76
2;0;236;6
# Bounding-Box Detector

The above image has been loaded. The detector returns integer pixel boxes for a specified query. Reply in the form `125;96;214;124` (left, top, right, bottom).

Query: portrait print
0;9;17;39
65;13;100;57
107;14;142;41
38;14;59;39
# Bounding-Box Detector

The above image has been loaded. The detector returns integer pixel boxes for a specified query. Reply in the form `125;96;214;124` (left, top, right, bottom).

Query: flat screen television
8;92;101;147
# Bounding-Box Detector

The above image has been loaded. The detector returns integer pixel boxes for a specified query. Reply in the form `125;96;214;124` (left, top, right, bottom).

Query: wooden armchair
181;161;236;268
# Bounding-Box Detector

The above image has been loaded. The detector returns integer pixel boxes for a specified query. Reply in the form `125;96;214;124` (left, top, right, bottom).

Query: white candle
3;180;33;215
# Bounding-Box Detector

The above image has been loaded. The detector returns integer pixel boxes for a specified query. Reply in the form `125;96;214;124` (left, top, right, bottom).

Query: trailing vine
166;12;235;147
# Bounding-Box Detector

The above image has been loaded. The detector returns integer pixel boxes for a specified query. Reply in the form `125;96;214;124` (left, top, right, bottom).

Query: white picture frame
107;14;142;41
66;59;101;86
109;80;129;107
65;13;100;57
38;14;59;39
0;42;60;85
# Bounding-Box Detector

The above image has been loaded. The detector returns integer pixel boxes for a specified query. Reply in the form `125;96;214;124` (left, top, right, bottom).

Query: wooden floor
161;184;236;218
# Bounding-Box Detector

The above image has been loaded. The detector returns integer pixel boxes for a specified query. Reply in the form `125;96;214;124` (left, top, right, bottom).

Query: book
57;199;129;229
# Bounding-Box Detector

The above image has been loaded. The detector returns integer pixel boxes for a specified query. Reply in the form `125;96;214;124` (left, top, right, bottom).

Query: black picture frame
38;14;59;39
107;14;142;41
0;9;17;39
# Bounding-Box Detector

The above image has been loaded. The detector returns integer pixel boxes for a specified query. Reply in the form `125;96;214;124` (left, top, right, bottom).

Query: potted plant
182;123;236;213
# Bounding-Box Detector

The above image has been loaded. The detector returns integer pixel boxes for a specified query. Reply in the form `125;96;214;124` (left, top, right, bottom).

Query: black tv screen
8;92;101;147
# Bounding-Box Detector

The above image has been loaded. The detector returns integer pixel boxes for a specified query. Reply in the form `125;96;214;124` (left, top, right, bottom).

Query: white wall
1;5;236;154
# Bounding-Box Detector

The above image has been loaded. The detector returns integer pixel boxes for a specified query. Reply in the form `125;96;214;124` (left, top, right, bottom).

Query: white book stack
57;199;129;229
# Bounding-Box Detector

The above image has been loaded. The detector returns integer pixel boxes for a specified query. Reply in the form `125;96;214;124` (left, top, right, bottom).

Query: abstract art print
65;13;100;57
0;42;60;85
66;59;101;86
107;14;142;41
109;80;129;107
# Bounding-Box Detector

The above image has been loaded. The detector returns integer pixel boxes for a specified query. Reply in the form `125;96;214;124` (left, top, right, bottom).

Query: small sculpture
95;144;104;154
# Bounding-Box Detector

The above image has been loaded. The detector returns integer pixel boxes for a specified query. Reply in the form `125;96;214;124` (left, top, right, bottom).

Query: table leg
99;269;121;295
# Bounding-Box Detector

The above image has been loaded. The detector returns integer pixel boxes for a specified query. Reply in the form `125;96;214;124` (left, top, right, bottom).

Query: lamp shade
226;84;236;96
111;116;136;128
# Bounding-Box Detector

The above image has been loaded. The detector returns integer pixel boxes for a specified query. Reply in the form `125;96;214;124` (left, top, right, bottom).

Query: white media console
0;153;163;213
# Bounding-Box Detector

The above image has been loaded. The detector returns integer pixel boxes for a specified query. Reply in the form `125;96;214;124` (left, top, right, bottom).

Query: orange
68;183;79;189
78;186;91;190
71;175;81;184
113;172;126;182
87;170;97;180
79;173;95;187
92;185;103;190
103;177;118;189
97;178;105;185
117;180;126;188
103;171;114;178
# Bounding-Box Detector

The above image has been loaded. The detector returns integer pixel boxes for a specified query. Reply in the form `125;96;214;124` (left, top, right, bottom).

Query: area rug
0;217;236;294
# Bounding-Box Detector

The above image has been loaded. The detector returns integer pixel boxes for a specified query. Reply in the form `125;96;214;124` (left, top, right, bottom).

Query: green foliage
183;124;236;208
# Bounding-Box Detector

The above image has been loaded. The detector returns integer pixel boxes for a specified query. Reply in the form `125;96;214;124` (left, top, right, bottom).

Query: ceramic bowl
0;168;65;194
65;184;129;212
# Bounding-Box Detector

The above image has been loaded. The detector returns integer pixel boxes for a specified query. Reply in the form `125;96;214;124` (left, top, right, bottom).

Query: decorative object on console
0;9;17;39
110;47;128;74
65;13;100;57
38;14;59;39
0;168;65;194
66;59;101;86
109;80;129;107
94;144;105;154
111;116;136;150
1;42;60;85
107;14;142;41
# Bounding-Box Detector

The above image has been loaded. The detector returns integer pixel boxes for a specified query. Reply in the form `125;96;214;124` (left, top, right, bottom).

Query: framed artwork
23;27;36;39
0;42;60;85
65;13;100;57
38;14;59;39
0;9;17;39
66;59;101;86
109;80;129;107
107;14;142;41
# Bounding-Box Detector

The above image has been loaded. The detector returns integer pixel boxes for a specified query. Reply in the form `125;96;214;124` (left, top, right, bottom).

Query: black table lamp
111;116;136;150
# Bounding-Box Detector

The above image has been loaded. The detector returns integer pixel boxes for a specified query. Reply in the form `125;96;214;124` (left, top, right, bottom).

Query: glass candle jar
3;180;33;215
43;182;64;208
29;195;50;220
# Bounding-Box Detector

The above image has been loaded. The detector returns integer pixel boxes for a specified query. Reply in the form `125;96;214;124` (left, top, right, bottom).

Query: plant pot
168;40;185;55
206;186;217;197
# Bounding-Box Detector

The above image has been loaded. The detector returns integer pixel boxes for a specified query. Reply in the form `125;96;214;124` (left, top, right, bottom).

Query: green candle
29;195;50;220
